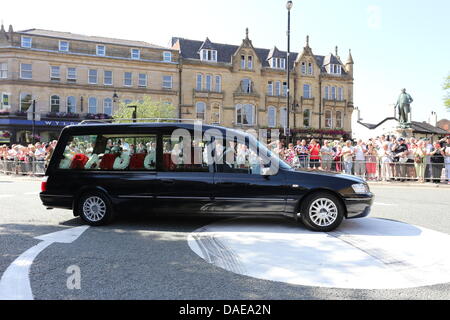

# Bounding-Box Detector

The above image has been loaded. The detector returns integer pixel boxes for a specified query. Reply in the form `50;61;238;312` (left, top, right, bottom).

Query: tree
113;96;176;122
444;74;450;110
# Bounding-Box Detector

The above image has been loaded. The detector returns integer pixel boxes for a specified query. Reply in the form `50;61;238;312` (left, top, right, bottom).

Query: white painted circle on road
188;218;450;290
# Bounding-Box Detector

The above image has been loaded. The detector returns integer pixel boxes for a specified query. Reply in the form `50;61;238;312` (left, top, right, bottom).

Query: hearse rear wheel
78;192;114;226
299;192;344;232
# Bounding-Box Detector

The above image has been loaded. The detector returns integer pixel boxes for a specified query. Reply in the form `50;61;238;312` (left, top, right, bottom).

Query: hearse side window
215;137;263;175
58;134;157;171
161;135;211;172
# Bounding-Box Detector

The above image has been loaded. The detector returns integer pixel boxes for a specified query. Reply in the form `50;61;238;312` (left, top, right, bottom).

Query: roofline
17;29;175;51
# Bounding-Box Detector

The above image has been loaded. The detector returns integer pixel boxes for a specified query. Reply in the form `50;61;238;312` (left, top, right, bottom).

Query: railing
0;159;46;176
285;155;450;183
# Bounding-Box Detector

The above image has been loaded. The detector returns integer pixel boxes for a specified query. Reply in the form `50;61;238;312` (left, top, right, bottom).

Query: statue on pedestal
395;88;413;129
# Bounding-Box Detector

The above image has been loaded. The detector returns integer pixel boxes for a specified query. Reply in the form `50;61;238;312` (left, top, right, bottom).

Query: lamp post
285;0;293;143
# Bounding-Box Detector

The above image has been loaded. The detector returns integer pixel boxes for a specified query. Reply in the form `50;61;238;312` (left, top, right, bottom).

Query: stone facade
0;25;354;144
173;31;354;139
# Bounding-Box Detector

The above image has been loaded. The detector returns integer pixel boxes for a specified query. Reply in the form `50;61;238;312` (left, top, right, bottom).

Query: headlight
352;183;369;194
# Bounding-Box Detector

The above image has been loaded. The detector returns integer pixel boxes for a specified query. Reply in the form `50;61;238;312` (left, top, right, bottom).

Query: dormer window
329;64;342;75
131;48;140;60
59;41;69;52
200;49;217;62
271;58;286;69
21;36;32;48
96;45;106;56
301;62;306;74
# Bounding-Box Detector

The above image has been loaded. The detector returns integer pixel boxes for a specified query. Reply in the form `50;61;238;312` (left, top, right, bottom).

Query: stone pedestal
395;127;414;138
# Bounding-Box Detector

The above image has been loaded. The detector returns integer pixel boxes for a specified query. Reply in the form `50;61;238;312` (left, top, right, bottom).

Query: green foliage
444;74;450;110
113;96;176;122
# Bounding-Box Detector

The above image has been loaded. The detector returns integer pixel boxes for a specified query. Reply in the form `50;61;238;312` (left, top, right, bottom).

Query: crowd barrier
288;156;450;183
0;159;46;176
1;156;449;183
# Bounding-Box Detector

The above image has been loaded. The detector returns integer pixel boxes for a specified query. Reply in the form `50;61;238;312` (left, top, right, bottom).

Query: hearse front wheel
78;192;114;226
299;192;344;232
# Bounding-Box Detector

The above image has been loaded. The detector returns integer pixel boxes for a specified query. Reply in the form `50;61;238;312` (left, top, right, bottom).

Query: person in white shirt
354;139;367;179
342;140;354;175
378;142;392;181
444;136;450;184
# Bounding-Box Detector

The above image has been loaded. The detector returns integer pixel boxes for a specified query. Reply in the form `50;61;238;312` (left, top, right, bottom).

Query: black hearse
40;122;373;232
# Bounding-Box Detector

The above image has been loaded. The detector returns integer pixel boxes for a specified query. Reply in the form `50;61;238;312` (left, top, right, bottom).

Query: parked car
40;122;373;232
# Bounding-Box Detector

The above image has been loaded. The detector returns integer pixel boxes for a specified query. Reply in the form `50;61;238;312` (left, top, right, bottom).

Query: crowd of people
0;141;58;174
270;135;450;184
1;134;450;184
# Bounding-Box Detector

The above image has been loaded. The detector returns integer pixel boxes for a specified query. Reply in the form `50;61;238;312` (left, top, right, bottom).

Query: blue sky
3;0;450;122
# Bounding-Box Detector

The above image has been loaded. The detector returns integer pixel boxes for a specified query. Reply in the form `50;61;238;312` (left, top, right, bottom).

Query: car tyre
78;191;114;226
299;192;344;232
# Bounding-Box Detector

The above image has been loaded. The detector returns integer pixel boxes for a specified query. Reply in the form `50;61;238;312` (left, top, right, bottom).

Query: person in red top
308;139;321;169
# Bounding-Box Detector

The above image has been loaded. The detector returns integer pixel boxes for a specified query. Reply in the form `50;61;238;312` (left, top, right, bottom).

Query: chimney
428;111;438;127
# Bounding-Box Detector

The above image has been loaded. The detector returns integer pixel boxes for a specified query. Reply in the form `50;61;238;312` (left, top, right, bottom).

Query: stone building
172;30;355;139
0;25;354;144
0;24;179;144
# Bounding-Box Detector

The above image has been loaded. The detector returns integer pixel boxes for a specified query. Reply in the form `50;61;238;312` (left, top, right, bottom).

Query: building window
20;93;32;112
138;73;147;87
124;72;132;87
205;75;212;91
331;86;336;100
240;55;246;69
88;97;97;114
267;81;273;96
303;84;311;98
215;75;221;92
0;63;7;78
200;49;217;62
59;41;69;52
241;78;252;93
308;62;313;75
275;81;281;96
163;51;172;62
162;75;172;89
104;70;113;86
67;96;76;113
196;74;203;91
338;87;344;101
247;56;253;70
21;36;32;48
131;49;140;60
50;95;60;113
282;82;287;96
50;66;60;82
325;110;332;128
267;106;276;128
303;109;310;127
301;62;306;74
280;107;287;128
103;98;113;116
88;69;98;84
211;103;220;124
236;104;255;125
196;102;206;120
336;111;343;128
67;67;77;83
96;45;106;56
20;63;32;79
324;86;329;100
330;64;342;75
271;58;286;69
1;93;11;110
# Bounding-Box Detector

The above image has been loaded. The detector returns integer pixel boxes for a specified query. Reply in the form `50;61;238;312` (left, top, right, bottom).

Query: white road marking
0;226;89;300
188;218;450;290
374;202;397;206
0;195;14;199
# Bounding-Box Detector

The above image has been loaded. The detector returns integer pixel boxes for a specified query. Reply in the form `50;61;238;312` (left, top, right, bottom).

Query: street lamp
285;1;293;142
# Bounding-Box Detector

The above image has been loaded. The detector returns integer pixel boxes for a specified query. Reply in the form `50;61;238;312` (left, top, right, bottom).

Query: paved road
0;175;449;300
